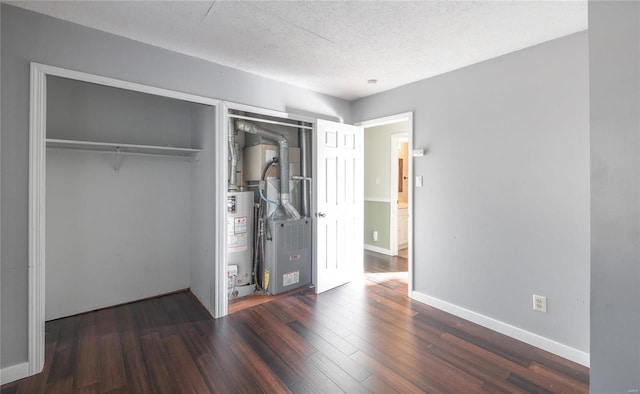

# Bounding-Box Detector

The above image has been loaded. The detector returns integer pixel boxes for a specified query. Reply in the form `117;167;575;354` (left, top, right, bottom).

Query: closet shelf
46;138;201;157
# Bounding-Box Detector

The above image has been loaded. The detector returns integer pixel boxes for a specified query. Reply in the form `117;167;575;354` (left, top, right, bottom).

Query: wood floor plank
74;382;99;394
201;323;264;393
290;294;354;338
43;377;74;394
287;320;371;382
45;318;79;385
533;351;590;385
98;333;127;393
229;339;292;394
350;349;439;393
139;333;180;394
308;352;370;394
506;373;555;394
441;332;585;392
259;329;344;394
116;305;153;393
73;313;100;390
97;307;127;393
162;334;210;393
283;297;357;353
346;330;485;393
231;319;302;386
528;362;590;393
262;299;297;323
194;352;237;393
252;306;317;357
414;312;533;367
361;374;399;393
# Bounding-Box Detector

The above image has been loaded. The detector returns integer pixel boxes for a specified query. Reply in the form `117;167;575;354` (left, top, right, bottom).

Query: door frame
356;112;414;293
27;62;221;380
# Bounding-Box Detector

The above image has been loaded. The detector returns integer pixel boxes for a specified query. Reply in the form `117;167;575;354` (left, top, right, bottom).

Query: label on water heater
289;254;300;261
234;217;247;234
283;271;300;287
227;216;248;252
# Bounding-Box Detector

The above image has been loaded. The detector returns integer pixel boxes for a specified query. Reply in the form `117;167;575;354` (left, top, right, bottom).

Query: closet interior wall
45;76;215;320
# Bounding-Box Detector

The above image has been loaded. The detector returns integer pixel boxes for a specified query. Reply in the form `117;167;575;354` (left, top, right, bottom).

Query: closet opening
44;76;217;321
224;106;314;312
29;63;221;375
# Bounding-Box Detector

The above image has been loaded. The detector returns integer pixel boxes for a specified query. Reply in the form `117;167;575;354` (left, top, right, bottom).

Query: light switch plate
415;176;423;187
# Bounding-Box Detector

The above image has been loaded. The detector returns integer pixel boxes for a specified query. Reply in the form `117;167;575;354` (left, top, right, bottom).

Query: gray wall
0;4;350;369
589;1;640;391
352;32;590;354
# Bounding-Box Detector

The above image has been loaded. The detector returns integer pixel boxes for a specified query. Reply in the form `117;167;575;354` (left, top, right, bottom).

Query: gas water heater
226;191;254;299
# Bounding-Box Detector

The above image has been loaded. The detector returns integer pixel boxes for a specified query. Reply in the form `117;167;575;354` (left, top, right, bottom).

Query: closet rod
47;146;199;160
228;114;313;130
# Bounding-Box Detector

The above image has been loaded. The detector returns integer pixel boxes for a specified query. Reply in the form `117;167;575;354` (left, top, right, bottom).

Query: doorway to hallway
358;112;413;294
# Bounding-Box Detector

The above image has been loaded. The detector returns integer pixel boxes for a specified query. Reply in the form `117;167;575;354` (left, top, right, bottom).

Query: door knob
317;212;326;218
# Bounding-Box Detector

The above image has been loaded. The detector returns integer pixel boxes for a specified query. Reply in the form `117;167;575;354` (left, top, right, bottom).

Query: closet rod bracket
114;147;123;172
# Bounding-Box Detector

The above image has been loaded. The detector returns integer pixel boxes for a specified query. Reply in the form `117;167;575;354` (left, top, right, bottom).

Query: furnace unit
264;218;312;295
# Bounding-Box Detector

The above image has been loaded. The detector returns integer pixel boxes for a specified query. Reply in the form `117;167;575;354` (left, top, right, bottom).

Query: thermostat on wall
412;149;425;157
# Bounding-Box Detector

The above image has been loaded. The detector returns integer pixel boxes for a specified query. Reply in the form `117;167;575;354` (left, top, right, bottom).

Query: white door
315;120;363;293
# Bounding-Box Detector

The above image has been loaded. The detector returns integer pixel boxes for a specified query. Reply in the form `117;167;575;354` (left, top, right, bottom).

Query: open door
315;120;364;293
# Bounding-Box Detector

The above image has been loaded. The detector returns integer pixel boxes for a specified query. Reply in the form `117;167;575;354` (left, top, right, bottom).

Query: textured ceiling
8;1;588;101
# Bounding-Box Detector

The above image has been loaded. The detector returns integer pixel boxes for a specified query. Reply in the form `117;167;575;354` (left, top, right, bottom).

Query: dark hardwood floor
2;251;588;393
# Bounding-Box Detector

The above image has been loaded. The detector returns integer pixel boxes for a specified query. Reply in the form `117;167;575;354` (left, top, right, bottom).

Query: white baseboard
0;362;29;385
410;291;590;367
364;244;393;256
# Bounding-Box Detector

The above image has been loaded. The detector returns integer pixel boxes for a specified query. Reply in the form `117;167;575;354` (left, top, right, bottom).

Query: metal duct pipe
235;119;301;220
298;126;309;217
228;118;239;191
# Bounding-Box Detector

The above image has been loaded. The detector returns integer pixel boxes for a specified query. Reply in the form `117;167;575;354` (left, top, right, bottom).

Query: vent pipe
235;119;300;220
298;126;309;217
228;118;239;191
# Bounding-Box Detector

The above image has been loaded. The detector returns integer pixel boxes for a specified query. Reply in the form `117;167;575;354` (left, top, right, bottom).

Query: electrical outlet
372;231;378;242
533;294;547;313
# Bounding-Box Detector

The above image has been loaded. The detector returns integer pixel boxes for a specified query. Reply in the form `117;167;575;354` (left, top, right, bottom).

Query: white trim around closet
27;62;221;382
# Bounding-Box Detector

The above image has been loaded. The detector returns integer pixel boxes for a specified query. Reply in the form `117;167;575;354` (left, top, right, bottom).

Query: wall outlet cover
533;294;547;313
